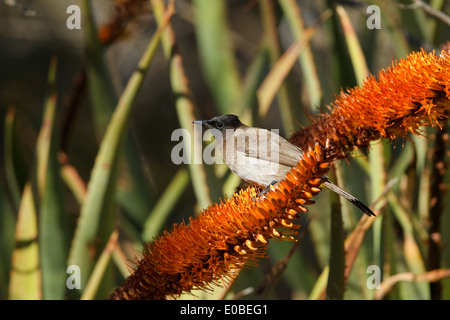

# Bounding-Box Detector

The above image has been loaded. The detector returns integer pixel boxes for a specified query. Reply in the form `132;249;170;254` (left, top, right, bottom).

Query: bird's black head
199;114;243;132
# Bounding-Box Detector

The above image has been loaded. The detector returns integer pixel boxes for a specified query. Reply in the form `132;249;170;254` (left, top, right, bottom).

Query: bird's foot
255;180;279;199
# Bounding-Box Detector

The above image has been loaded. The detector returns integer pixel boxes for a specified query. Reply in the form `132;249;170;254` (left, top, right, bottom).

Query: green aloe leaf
8;183;40;299
279;0;324;110
192;0;242;114
68;7;173;290
142;168;189;242
152;0;215;209
81;231;119;300
0;188;14;300
82;0;155;236
36;57;70;300
4;107;21;210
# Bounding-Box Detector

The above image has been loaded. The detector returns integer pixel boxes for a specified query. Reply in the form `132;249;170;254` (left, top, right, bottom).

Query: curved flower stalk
110;49;450;300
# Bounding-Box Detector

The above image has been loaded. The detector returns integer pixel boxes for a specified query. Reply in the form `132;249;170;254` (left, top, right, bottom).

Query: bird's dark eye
216;122;224;129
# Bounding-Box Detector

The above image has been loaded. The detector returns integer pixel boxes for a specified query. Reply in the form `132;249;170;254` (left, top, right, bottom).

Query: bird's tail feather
322;178;376;217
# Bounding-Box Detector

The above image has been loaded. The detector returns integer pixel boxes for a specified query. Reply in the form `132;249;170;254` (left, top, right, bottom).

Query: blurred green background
0;0;449;300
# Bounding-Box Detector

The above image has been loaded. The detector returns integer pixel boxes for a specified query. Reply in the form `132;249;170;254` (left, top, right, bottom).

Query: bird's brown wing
225;127;303;187
233;128;302;167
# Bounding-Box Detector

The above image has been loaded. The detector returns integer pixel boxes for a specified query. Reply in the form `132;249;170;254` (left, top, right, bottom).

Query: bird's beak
194;120;213;129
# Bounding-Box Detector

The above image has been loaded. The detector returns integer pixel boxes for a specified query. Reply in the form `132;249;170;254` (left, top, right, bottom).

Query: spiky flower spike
111;141;331;300
290;49;450;155
110;49;450;300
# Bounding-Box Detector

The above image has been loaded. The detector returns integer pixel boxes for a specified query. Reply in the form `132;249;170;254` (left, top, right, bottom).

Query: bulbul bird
197;114;375;217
